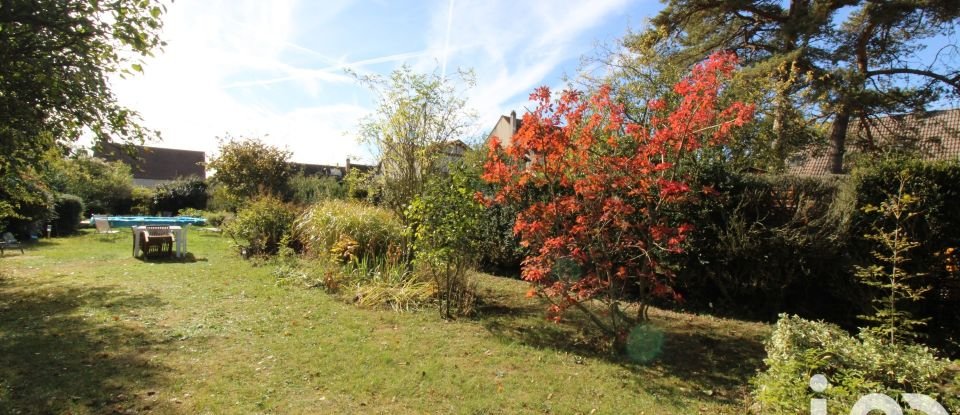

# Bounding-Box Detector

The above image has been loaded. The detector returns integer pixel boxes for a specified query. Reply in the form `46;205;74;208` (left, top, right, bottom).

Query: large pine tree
614;0;959;172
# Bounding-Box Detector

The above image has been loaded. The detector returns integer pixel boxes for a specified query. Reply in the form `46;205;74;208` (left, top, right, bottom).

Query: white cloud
110;0;641;165
421;0;636;136
112;0;372;165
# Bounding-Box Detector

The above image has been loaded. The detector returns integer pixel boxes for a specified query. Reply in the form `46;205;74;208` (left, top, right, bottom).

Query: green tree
0;0;166;221
206;136;293;210
615;0;959;172
46;154;135;215
354;65;475;217
856;172;930;345
407;166;485;318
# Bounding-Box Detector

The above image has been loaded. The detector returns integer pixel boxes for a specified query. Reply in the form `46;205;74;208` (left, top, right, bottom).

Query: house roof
95;144;206;180
789;108;960;175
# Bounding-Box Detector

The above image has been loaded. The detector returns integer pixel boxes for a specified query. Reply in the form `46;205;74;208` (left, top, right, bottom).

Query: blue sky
113;0;660;165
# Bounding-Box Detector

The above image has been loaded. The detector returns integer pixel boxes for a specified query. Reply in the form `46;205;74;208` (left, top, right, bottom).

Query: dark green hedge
52;193;84;235
150;177;208;215
672;165;861;324
669;158;960;354
850;158;960;351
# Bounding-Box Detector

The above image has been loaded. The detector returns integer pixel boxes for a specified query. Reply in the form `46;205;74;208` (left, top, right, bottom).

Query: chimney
346;157;351;172
510;110;517;134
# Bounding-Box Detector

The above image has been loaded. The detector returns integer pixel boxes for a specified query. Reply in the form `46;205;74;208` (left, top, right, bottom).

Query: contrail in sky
441;0;455;78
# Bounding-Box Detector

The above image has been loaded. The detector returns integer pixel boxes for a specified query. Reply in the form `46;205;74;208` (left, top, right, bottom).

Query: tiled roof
790;108;960;175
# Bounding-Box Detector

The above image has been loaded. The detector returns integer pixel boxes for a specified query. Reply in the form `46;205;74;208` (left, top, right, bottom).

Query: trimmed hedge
672;165;860;322
850;158;960;351
668;158;960;354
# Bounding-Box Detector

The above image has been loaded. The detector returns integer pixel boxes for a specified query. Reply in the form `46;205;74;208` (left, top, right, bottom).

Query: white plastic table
131;226;187;258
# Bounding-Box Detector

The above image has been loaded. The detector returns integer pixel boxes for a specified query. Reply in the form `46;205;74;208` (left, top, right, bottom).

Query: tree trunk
828;107;850;174
771;100;789;168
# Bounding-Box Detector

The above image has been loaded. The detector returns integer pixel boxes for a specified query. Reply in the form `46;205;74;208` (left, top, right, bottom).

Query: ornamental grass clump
295;199;406;262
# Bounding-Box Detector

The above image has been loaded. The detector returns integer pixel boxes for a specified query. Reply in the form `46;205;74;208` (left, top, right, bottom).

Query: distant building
790;108;960;175
486;110;522;147
95;144;206;187
291;158;376;181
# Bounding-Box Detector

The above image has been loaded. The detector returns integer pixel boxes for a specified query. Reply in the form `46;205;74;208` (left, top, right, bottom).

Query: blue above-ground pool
91;216;206;228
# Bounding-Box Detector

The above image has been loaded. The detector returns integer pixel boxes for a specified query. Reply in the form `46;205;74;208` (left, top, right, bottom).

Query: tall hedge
850;158;960;352
672;164;861;323
52;193;84;235
150;177;207;215
664;157;960;354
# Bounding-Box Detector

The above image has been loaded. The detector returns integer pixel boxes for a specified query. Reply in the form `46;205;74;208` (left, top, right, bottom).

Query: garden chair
0;232;24;256
94;218;120;240
138;225;175;259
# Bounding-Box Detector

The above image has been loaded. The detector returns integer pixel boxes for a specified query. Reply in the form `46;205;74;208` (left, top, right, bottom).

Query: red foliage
482;52;753;336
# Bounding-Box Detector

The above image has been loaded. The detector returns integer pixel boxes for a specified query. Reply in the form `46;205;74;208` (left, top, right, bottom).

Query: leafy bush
204;211;230;228
459;147;525;273
752;314;958;414
288;173;345;205
130;186;153;215
176;207;205;218
206;136;292;208
2;168;56;238
52;193;84;235
295;200;406;261
150;176;207;215
224;196;298;256
407;168;485;317
45;155;133;215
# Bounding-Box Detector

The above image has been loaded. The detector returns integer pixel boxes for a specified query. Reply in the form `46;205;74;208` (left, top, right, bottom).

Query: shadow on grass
476;285;766;406
0;276;175;413
135;252;207;263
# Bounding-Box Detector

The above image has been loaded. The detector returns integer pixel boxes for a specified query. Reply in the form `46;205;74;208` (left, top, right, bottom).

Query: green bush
130;186;153;215
204;211;230;228
752;314;958;414
150;176;207;215
288;173;345;205
52;193;84;235
2;169;56;238
45;155;133;215
174;207;230;228
176;207;205;218
407;168;485;317
224;196;298;256
294;200;406;261
660;158;960;355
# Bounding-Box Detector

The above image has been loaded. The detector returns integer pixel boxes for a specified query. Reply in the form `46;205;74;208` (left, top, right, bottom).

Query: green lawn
0;229;769;414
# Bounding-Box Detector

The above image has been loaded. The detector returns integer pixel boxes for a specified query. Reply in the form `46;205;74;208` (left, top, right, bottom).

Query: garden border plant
482;51;754;347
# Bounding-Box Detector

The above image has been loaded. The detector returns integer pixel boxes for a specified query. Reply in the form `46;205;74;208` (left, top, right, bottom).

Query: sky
111;0;661;165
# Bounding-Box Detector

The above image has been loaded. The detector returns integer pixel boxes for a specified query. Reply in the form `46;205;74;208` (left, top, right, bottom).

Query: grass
0;229;770;414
